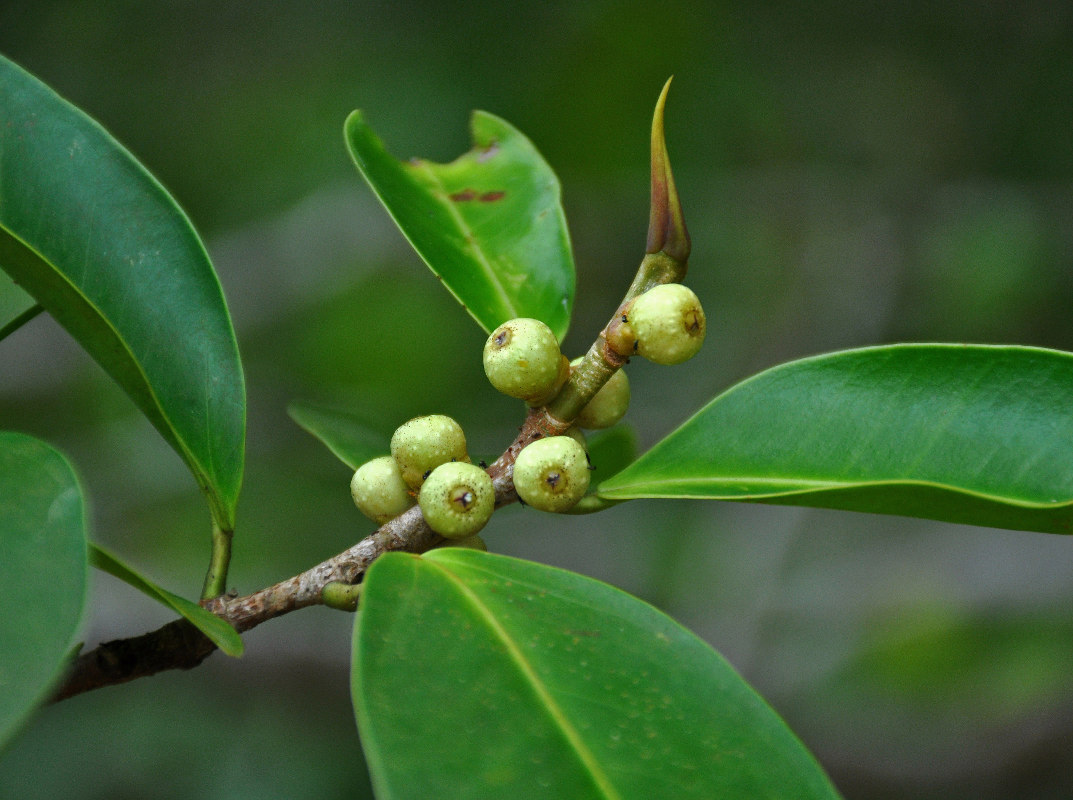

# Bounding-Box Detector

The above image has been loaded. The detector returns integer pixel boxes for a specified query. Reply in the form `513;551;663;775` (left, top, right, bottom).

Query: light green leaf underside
0;54;244;529
353;549;839;799
287;401;386;471
599;344;1073;534
345;109;575;341
88;544;242;657
0;432;88;752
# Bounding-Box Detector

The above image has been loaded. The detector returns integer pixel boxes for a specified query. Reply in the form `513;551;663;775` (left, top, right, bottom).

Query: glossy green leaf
599;344;1073;534
0;269;38;341
353;549;839;799
345;110;575;340
0;55;244;529
0;432;87;751
88;543;243;657
287;401;386;471
567;426;637;514
586;425;638;483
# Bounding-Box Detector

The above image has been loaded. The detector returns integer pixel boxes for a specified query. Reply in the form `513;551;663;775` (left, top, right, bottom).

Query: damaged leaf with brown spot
345;110;576;341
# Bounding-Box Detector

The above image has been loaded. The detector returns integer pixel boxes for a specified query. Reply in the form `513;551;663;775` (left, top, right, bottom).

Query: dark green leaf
837;608;1073;719
0;269;37;341
287;401;386;471
353;549;839;799
586;425;637;482
599;344;1073;534
88;544;243;657
0;55;244;529
567;426;637;514
345;110;575;340
0;432;87;751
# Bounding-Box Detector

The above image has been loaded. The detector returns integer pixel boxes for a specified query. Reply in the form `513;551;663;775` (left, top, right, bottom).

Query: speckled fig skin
418;462;494;538
512;436;590;513
350;455;415;524
390;415;469;489
483;318;563;402
626;284;706;365
571;357;630;429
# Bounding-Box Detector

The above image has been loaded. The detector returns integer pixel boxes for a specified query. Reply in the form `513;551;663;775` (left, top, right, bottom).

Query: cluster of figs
349;282;706;544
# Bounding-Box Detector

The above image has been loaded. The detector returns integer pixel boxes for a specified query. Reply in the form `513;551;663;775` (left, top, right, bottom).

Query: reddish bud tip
646;77;691;265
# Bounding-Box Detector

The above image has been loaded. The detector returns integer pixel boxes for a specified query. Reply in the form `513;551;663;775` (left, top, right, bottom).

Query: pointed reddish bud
646;77;690;266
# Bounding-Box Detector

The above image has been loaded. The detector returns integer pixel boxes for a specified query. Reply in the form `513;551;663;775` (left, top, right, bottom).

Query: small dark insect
422;469;432;481
478;460;488;469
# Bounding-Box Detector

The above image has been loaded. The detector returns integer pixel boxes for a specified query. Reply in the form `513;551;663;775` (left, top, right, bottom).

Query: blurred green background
3;2;1073;797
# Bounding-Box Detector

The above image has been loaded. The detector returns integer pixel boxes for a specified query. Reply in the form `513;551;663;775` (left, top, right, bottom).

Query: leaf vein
428;560;623;800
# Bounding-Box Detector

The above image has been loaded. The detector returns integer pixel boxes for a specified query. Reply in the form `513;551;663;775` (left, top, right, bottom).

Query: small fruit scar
545;471;561;489
685;310;702;334
451;489;475;510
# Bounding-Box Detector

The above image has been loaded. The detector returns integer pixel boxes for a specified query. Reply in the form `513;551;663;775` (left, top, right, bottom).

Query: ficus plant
1;52;1071;798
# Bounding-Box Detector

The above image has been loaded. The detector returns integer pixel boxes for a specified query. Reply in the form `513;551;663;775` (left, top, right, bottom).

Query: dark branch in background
52;79;689;702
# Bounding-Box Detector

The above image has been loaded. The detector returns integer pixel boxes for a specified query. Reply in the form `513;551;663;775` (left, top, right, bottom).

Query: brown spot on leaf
449;189;477;202
479;191;505;202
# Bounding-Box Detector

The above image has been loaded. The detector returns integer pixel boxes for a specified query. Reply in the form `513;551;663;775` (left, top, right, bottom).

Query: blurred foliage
2;1;1072;797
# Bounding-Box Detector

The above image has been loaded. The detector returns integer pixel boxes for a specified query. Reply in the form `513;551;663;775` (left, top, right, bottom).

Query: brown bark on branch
51;81;688;703
52;409;553;701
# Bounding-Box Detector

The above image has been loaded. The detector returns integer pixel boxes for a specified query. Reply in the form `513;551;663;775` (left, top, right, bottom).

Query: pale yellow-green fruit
419;462;495;539
350;456;415;524
512;436;590;513
483;318;563;402
564;426;587;451
391;415;469;489
570;358;630;430
626;283;706;365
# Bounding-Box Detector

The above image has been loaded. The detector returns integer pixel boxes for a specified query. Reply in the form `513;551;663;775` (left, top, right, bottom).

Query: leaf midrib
0;225;232;523
599;473;1073;507
428;559;623;800
407;159;518;321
